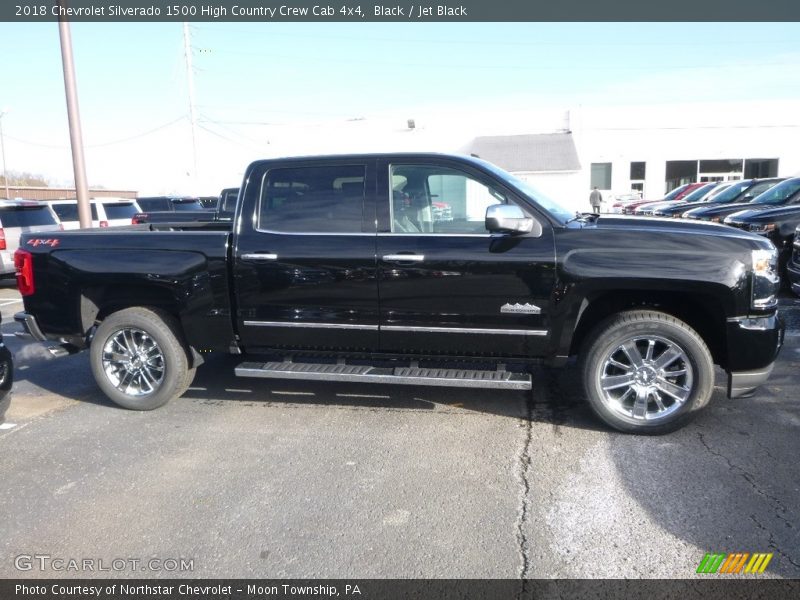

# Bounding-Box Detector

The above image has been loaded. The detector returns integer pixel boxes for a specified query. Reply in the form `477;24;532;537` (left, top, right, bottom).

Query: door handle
241;253;278;261
382;254;425;263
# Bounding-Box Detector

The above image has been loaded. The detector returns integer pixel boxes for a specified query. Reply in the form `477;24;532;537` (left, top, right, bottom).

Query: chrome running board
235;361;531;390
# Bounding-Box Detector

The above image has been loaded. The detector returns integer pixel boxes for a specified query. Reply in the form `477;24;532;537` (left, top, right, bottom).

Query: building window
665;160;697;192
591;163;612;190
744;159;779;178
630;162;646;180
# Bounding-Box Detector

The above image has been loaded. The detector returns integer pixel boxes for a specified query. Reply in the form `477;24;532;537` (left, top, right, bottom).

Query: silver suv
0;200;61;276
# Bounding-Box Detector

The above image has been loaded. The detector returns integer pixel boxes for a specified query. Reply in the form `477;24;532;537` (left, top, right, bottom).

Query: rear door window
259;165;366;233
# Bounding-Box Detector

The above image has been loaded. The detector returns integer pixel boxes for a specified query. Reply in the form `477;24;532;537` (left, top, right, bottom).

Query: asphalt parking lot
0;282;798;579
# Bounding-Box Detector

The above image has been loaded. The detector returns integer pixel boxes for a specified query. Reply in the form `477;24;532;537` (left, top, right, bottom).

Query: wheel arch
568;290;730;369
81;289;204;368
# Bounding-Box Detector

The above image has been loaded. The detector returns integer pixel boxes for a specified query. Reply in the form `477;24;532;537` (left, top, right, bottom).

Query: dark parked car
724;200;800;284
655;179;779;218
14;153;783;434
217;187;239;221
682;178;790;222
653;179;751;218
635;183;719;216
0;314;13;422
134;189;239;225
621;182;707;215
136;196;206;212
786;225;800;296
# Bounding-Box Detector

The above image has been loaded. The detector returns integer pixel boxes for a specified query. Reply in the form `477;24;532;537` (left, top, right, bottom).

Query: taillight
99;220;109;227
14;249;34;296
0;228;5;251
132;214;148;224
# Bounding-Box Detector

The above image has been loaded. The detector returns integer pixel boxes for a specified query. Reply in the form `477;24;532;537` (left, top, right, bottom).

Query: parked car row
0;193;228;277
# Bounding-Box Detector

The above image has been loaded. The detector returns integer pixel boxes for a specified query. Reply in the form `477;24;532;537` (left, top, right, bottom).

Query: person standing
589;186;603;213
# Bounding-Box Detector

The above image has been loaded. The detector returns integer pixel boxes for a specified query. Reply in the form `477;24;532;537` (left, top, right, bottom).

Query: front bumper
725;313;784;398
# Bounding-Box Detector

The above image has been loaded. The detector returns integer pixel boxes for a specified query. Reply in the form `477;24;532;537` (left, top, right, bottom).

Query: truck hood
594;214;766;242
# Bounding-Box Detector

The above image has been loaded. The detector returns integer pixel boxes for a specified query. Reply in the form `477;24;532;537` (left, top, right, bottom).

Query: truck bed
17;226;235;353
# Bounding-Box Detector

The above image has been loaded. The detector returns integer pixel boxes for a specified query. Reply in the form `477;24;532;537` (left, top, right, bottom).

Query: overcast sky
1;22;799;194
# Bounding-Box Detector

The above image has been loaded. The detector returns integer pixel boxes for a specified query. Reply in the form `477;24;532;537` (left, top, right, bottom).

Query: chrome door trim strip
242;321;547;336
382;254;425;262
241;253;278;261
243;321;379;331
381;325;547;336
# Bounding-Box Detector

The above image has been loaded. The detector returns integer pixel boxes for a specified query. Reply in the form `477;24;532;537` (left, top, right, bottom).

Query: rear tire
579;310;714;434
90;307;195;410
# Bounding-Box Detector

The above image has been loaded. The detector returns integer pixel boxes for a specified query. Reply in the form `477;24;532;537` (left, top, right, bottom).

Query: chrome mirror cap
485;204;540;236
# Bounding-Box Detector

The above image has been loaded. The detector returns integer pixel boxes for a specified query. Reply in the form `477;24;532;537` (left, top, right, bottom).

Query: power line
4;116;186;149
196;48;800;71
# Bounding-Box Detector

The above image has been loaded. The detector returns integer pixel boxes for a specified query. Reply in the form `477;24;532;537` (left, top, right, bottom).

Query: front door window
390;165;506;235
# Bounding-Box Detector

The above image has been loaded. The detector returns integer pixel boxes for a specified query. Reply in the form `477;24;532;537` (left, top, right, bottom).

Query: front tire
579;310;714;434
90;307;195;410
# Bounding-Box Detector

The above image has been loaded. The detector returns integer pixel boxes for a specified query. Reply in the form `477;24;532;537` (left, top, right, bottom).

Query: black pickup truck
133;189;239;225
13;154;784;433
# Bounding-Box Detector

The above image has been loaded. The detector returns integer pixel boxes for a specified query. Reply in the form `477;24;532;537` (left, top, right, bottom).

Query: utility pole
57;2;91;228
0;109;9;199
183;22;199;191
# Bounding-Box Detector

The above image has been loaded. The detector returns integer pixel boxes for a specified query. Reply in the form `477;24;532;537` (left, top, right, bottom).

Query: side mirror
486;204;541;236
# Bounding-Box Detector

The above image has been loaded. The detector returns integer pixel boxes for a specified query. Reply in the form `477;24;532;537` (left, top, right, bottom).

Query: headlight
709;217;720;222
751;248;779;309
748;223;777;234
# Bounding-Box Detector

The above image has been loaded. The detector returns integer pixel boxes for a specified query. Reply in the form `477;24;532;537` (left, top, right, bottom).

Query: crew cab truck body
14;154;784;433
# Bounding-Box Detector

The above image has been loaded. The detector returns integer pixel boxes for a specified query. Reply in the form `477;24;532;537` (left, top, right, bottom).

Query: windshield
708;180;752;204
740;180;780;202
663;183;690;200
681;183;717;203
753;178;800;205
477;159;574;223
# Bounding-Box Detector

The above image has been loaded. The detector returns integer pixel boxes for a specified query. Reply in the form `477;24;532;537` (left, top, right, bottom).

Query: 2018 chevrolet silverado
13;154;784;433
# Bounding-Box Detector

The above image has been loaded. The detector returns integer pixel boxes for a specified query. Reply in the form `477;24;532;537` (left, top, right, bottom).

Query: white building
457;100;800;213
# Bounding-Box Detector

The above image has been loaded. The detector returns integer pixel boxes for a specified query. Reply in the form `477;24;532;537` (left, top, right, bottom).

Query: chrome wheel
598;335;693;421
101;328;165;397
